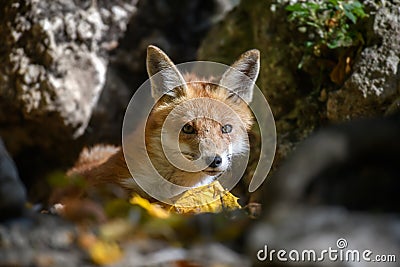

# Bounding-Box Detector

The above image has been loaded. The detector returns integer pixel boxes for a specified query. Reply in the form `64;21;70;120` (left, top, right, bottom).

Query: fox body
68;46;260;200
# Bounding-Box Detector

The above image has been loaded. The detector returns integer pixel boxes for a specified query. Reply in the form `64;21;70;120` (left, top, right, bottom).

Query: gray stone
0;0;136;155
0;214;84;267
0;138;26;219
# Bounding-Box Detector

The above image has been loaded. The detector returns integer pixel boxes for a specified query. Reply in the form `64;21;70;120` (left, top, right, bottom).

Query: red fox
66;45;260;201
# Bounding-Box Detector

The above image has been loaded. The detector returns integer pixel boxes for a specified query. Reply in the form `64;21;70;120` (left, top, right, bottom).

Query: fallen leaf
88;240;123;265
130;195;170;219
170;181;241;214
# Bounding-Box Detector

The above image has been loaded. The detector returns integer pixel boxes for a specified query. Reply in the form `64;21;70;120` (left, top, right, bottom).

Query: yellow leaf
130;195;170;219
171;181;241;214
88;240;123;265
99;219;134;241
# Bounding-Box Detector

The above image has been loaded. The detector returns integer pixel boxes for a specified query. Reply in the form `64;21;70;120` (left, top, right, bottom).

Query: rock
327;1;400;121
0;0;136;152
0;138;26;219
84;67;131;145
113;243;250;267
0;214;83;267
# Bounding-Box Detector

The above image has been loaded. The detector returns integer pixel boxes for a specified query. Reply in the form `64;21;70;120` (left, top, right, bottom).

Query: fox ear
219;49;260;103
146;45;188;100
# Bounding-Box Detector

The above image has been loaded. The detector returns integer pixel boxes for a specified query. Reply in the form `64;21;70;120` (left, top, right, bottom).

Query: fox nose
206;155;222;168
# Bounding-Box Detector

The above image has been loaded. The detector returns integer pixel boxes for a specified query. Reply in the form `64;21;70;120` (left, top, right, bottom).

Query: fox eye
182;123;195;134
221;124;232;134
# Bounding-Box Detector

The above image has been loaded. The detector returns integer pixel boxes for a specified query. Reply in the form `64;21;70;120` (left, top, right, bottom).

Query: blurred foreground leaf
130;195;170;219
88;240;123;265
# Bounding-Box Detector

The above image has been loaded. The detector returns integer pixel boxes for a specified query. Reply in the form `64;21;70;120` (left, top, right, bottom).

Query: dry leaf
171;181;241;214
130;195;170;219
88;240;123;265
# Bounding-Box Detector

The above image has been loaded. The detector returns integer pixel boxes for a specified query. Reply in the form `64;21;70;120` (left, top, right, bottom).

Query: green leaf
305;41;315;48
343;8;357;23
306;21;322;29
305;2;320;11
285;3;304;12
328;0;339;6
351;2;367;18
327;39;340;49
284;0;367;53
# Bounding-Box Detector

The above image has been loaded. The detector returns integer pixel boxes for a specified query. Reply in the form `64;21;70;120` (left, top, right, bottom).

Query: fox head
145;45;260;187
